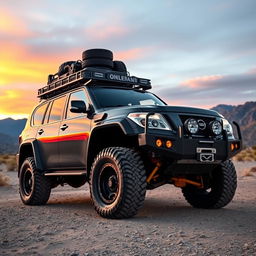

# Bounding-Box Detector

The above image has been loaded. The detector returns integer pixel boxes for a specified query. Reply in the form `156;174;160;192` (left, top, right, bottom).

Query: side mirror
70;100;87;113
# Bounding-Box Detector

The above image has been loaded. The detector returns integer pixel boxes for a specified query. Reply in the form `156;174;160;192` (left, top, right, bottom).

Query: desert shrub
0;172;9;186
250;167;256;173
0;155;17;171
242;166;256;177
233;146;256;161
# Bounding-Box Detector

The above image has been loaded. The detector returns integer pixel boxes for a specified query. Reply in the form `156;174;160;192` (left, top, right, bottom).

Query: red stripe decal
39;133;89;143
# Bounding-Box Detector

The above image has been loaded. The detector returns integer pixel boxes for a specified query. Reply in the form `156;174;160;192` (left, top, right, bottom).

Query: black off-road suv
17;49;242;218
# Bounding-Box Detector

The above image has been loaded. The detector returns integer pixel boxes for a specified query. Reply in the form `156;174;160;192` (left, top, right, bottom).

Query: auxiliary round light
156;139;162;147
185;118;199;134
210;120;222;135
166;140;172;148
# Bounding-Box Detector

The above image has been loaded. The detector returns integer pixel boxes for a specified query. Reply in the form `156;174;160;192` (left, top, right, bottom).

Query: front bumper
138;114;242;163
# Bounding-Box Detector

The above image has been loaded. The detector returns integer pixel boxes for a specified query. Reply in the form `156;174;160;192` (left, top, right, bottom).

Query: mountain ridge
211;101;256;146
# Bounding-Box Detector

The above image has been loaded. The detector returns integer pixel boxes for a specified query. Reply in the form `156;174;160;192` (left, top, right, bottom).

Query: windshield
89;86;166;109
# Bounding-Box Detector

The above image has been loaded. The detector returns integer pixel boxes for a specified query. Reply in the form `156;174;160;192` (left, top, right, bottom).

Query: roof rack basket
38;68;151;100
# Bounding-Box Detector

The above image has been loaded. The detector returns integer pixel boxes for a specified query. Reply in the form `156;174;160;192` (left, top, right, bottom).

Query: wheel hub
98;164;119;204
23;168;33;196
108;175;117;190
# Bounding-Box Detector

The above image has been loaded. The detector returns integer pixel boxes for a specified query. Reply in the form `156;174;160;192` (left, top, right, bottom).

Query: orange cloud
0;88;38;118
0;8;31;37
181;75;223;88
0;42;62;85
248;68;256;74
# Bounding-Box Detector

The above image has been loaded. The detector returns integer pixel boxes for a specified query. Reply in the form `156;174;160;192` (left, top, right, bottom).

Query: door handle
38;128;44;135
60;124;69;131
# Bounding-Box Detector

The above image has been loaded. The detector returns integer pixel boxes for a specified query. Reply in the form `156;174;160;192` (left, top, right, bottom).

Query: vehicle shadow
46;189;256;231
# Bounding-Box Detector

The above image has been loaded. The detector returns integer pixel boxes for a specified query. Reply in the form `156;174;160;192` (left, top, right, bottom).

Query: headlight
127;113;171;130
222;119;234;138
210;120;222;135
185;118;199;134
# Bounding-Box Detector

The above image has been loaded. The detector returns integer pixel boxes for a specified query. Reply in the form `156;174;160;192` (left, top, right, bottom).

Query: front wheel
182;160;237;209
90;147;146;219
19;157;51;205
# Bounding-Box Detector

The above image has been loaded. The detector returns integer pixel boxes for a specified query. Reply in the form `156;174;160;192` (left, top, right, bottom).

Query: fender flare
85;120;138;170
18;140;44;174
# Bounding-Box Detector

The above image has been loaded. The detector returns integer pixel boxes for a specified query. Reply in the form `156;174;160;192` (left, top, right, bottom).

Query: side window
33;103;48;126
66;90;87;119
48;96;66;123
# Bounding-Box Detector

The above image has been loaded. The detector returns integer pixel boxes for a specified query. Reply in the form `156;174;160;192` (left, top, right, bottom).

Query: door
36;96;67;169
59;89;91;169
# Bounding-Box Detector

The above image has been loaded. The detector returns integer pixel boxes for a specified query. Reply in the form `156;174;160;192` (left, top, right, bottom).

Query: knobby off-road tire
182;160;237;209
82;49;113;61
19;157;51;205
83;58;114;68
90;147;146;219
113;60;127;72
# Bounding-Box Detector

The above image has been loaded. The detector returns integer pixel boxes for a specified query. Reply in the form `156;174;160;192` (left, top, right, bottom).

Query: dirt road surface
1;162;256;256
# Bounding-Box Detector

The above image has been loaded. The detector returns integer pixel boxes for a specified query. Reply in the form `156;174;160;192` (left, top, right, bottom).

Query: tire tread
182;160;237;209
19;157;51;205
90;147;146;219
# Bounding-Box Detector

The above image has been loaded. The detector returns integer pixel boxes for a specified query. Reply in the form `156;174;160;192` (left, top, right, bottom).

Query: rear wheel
90;147;146;219
182;160;237;209
19;157;51;205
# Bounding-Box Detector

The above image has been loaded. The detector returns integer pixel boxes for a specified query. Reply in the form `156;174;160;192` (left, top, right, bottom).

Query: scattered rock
70;252;79;256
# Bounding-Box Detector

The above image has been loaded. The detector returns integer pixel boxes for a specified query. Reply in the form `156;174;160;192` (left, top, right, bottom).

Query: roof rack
38;68;151;99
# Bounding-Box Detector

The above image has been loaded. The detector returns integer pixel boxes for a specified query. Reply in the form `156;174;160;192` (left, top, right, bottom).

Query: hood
102;105;222;118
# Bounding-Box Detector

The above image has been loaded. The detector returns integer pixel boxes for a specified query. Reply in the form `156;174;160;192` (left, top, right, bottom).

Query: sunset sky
0;0;256;119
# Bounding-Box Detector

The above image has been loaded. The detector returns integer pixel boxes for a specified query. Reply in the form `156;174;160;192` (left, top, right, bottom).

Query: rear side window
33;103;48;126
48;96;66;123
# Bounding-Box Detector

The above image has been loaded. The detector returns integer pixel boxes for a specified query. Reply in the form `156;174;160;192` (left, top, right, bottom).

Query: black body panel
18;64;242;178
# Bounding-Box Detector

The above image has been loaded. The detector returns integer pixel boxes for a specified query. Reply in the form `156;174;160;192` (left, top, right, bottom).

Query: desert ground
0;162;256;256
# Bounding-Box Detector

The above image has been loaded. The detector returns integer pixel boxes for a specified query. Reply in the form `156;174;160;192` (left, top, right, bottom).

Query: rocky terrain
0;162;255;256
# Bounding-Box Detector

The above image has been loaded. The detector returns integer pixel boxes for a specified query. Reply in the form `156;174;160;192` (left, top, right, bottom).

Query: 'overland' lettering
109;74;138;83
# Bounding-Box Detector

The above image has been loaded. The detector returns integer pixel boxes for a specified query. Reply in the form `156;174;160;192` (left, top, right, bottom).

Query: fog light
156;139;162;147
166;140;172;148
210;120;222;135
185;118;199;134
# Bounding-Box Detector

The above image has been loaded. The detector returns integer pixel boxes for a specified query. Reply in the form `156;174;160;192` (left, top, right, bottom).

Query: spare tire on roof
83;58;114;68
82;49;113;61
113;60;127;73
